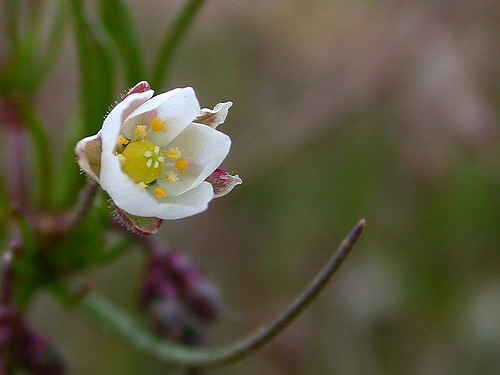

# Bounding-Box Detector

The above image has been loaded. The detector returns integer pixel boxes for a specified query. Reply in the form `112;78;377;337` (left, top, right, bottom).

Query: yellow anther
134;125;147;138
165;170;179;183
116;153;126;164
138;182;148;189
117;134;129;145
175;157;188;171
154;187;167;198
150;117;165;132
166;147;181;160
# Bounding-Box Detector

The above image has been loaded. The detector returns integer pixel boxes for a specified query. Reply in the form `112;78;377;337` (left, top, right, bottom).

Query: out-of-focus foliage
0;0;498;374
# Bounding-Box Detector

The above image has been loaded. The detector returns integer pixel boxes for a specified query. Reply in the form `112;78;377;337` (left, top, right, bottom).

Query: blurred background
1;0;499;374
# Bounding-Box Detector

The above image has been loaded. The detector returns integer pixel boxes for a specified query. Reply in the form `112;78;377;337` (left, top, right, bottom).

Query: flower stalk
52;220;365;368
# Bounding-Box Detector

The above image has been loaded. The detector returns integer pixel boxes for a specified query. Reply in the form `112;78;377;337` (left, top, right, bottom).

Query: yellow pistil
165;170;179;183
138;182;148;189
175;157;188;171
121;139;164;183
117;134;129;145
134;125;147;138
154;187;167;198
150;117;165;132
166;147;181;160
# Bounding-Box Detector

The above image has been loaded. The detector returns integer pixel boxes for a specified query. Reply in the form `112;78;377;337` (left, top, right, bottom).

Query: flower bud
184;280;221;322
147;299;185;340
165;253;202;289
181;325;208;348
17;331;65;375
140;265;178;306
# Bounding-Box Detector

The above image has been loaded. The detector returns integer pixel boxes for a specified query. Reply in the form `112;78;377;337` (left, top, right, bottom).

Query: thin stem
54;220;365;368
151;0;207;88
63;180;99;233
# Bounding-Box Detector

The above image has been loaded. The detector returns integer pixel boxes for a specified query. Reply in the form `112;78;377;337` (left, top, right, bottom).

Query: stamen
116;154;126;164
117;134;129;145
138;182;148;189
166;147;182;160
154;146;160;155
146;159;153;168
154;160;159;168
175;157;188;171
144;151;153;157
135;125;147;138
157;156;165;162
150;117;165;132
165;170;179;183
154;187;167;198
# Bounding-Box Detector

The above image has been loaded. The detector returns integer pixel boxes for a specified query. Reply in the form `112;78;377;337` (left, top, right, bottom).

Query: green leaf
29;1;68;92
100;0;145;85
151;0;207;88
70;0;115;136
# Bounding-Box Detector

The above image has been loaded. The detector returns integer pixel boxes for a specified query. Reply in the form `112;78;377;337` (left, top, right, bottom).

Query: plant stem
62;180;99;233
151;0;207;88
53;219;365;368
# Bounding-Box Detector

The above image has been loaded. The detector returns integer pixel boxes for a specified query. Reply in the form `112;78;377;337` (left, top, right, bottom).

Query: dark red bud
18;331;65;375
185;281;221;322
148;299;185;340
165;253;202;288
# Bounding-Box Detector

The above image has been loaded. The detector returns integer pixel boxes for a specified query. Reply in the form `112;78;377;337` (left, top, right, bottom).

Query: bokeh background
1;0;499;374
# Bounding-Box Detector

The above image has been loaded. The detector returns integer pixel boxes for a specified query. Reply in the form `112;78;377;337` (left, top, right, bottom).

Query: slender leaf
151;0;207;88
29;0;68;91
100;0;145;85
70;0;115;135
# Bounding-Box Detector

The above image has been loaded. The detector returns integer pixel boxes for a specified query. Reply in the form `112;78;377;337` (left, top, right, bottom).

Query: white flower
76;82;240;224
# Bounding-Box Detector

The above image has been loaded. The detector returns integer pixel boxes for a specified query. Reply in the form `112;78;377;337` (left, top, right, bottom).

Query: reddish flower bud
17;331;65;375
165;253;202;289
147;299;185;340
184;280;221;322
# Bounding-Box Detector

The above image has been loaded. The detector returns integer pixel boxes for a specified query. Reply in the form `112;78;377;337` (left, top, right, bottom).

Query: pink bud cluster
0;306;65;374
140;249;221;346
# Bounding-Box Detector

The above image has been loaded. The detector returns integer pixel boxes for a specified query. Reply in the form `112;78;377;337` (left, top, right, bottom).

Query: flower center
120;139;165;184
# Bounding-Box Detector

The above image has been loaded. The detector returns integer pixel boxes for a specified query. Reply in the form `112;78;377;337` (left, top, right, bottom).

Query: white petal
100;152;161;216
100;153;214;220
195;101;233;128
75;133;102;182
152;181;214;220
101;90;154;153
157;123;231;196
122;87;200;147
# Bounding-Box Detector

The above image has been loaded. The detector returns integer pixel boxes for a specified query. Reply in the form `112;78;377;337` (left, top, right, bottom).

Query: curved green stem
151;0;207;88
53;220;365;368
